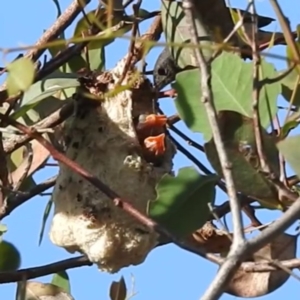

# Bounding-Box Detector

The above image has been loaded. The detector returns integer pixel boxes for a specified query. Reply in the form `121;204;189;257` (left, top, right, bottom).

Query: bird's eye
157;68;167;76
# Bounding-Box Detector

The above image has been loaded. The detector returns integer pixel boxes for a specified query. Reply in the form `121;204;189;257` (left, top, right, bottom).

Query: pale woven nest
49;58;176;273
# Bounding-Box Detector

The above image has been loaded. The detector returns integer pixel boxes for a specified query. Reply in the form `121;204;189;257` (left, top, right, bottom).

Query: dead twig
118;0;142;84
118;15;163;68
0;132;9;214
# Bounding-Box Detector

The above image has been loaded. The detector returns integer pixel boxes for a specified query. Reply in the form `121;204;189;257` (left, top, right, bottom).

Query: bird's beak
144;133;166;156
137;114;167;131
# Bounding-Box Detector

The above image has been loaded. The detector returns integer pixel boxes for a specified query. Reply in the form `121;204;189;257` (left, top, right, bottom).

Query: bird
134;114;169;162
153;4;285;91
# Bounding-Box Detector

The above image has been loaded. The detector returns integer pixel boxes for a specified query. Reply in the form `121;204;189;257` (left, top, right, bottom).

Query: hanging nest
49;58;176;273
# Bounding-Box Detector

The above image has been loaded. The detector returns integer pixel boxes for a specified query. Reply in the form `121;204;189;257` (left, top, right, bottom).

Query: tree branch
0;255;91;283
4;102;74;154
26;0;90;62
0;177;56;220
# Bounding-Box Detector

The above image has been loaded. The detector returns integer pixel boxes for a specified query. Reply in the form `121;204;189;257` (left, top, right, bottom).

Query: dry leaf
11;140;50;186
109;277;127;300
187;221;232;253
225;233;297;298
16;281;74;300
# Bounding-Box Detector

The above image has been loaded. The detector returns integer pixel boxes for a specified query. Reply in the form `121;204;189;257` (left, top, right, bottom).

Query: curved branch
0;177;57;220
4;102;74;154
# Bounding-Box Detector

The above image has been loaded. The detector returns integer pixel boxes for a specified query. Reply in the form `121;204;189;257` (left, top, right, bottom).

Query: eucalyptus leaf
83;47;105;71
12;73;79;120
109;277;127;300
281;69;300;107
0;224;7;242
286;24;300;69
73;9;123;50
38;199;53;246
205;111;286;209
174;52;280;140
0;240;21;271
52;271;71;294
148;167;217;237
277;135;300;178
6;57;35;96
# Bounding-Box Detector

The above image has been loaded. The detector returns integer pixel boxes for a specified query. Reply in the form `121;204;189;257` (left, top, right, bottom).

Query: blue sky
1;0;299;299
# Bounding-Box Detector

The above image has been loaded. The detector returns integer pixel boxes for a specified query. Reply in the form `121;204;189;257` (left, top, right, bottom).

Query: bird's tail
256;30;287;47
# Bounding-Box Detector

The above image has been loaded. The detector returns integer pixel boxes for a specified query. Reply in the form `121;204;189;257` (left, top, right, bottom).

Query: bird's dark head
153;47;182;91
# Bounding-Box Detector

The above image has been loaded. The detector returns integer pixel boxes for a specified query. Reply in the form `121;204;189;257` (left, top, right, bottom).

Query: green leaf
174;52;280;141
228;8;249;44
38;199;53;245
82;47;105;71
73;9;120;50
0;224;7;235
280;119;300;138
148;167;217;237
132;8;152;19
161;0;212;69
0;224;7;242
52;271;71;294
11;72;79;120
109;277;127;300
204;111;286;210
0;240;21;271
6;57;35;96
281;69;300;107
286;24;300;68
277;135;300;178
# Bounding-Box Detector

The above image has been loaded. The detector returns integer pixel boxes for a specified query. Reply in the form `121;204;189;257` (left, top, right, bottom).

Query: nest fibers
49;58;176;273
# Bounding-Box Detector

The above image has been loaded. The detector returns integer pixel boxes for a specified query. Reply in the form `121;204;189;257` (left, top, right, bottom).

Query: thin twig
248;0;272;178
181;0;244;242
169;124;204;152
118;15;163;68
118;0;142;84
269;0;300;72
181;1;246;298
169;135;212;176
0;132;9;213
